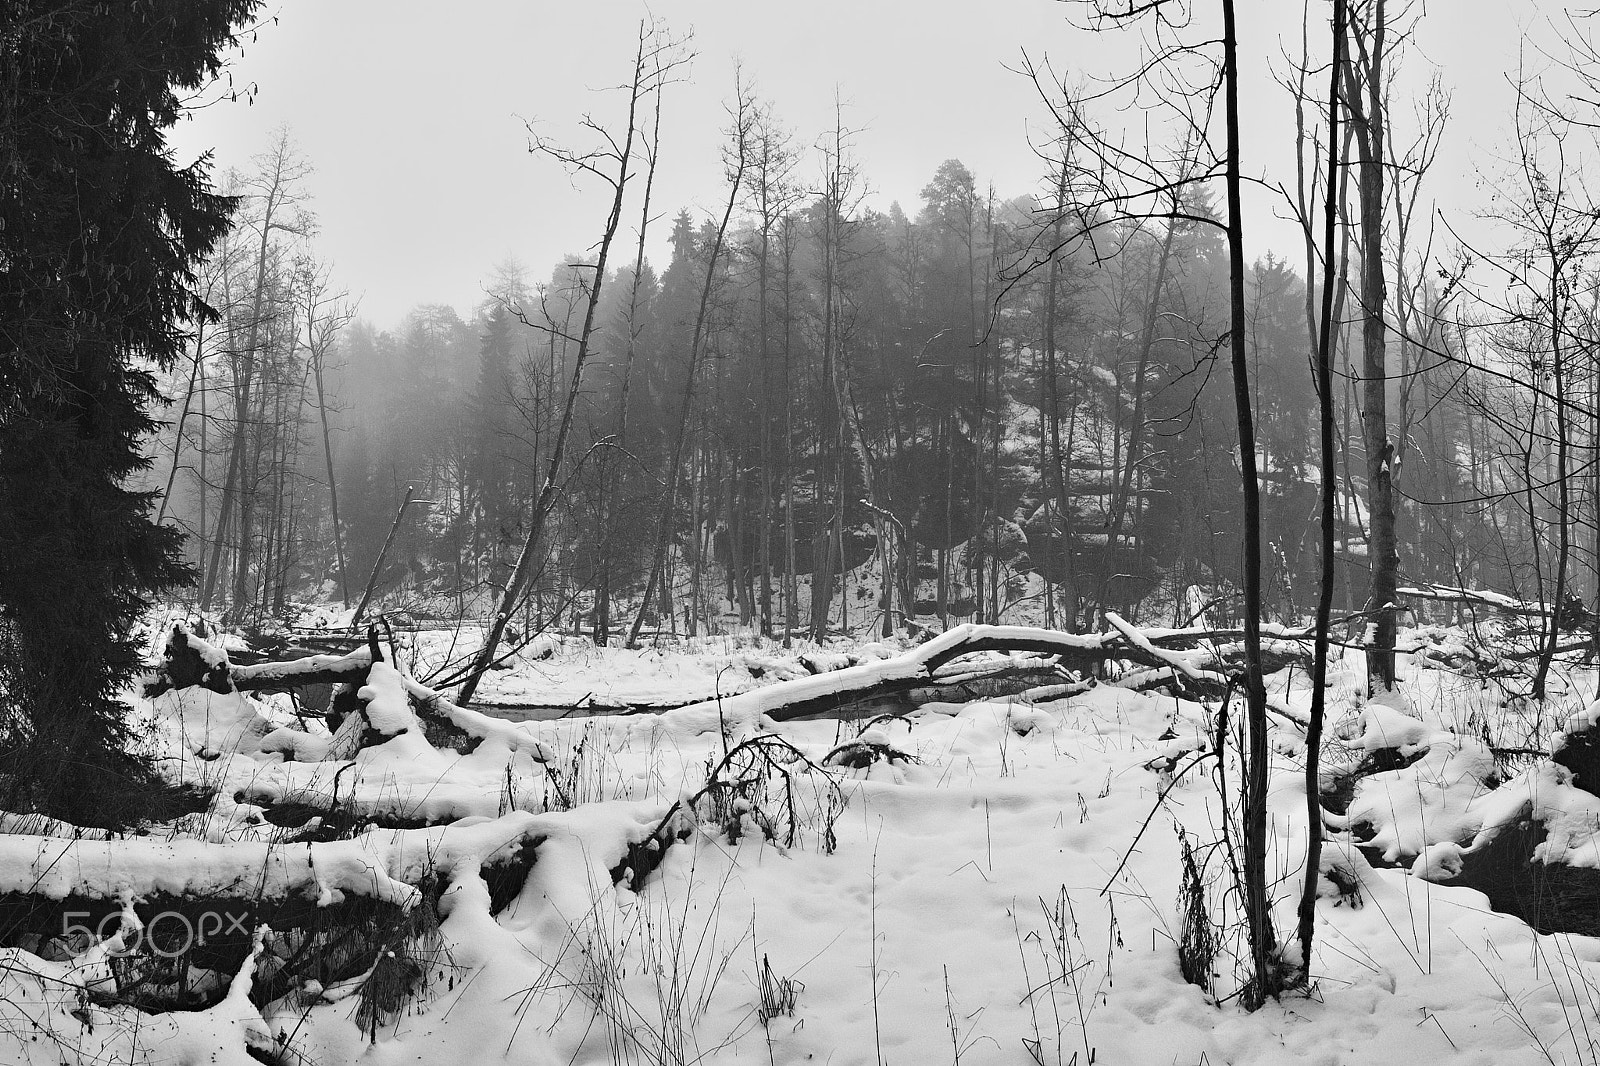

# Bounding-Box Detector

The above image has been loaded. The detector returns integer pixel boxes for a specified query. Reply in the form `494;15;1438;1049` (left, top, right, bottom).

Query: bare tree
1293;0;1346;984
1341;0;1401;691
1027;0;1283;1008
745;101;802;638
200;128;311;616
1474;70;1600;697
297;256;355;606
626;71;755;648
592;39;670;647
806;97;868;641
458;23;685;702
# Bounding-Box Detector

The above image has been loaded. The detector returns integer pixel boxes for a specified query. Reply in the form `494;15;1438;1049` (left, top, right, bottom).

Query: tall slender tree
1296;0;1346;984
459;22;683;701
628;75;755;647
1342;0;1399;691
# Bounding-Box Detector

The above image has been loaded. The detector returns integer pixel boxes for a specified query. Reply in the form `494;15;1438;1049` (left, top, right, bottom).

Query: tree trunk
627;78;753;648
1297;0;1344;982
206;145;292;619
1345;0;1398;691
458;29;660;702
1222;0;1281;1010
351;486;414;628
1099;212;1178;602
309;317;349;606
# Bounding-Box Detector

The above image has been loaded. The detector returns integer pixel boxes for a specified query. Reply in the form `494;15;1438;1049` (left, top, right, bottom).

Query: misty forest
10;1;1600;1064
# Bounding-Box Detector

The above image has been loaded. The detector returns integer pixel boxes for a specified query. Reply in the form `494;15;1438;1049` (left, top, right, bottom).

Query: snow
1398;582;1542;613
1467;762;1600;869
1349;699;1432;753
409;628;926;711
0;832;423;907
1411;840;1467;881
0;948;276;1065
1327;701;1499;863
3;621;1600;1064
1555;698;1600;750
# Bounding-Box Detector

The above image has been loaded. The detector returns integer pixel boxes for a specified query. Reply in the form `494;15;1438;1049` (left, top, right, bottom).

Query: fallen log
0;823;542;1013
147;623;374;698
1397;583;1548;617
627;622;1315;732
165;619;1317;739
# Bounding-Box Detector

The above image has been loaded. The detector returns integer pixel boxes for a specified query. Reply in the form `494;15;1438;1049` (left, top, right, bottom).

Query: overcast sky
168;0;1546;329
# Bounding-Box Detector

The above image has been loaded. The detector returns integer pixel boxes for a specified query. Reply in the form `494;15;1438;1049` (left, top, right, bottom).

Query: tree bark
1297;0;1344;983
1222;0;1281;1009
1344;0;1398;691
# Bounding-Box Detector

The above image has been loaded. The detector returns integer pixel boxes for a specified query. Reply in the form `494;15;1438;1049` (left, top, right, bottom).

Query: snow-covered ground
1;624;1598;1065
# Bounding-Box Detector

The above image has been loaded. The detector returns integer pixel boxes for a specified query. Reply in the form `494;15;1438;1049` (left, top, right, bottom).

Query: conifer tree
0;0;259;823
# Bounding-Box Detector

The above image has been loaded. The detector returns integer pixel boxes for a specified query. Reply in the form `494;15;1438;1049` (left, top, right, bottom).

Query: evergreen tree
0;0;259;823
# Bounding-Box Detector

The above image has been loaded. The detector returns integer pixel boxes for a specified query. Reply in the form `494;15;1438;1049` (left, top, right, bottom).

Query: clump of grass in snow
520;858;754;1066
542;721;617;812
755;952;800;1026
1176;827;1218;999
350;882;451;1041
1015;886;1104;1066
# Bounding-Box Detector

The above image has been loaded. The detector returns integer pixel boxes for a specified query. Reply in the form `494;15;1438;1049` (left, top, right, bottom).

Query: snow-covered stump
1326;693;1600;937
1552;700;1600;794
138;623;559;832
1425;702;1600;935
146;622;238;695
229;663;558;830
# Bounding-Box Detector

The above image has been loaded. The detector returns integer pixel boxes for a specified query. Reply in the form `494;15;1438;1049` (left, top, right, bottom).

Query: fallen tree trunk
612;623;1316;734
156;619;1320;739
147;623;374;698
0;824;543;1014
1397;583;1550;618
232;649;374;693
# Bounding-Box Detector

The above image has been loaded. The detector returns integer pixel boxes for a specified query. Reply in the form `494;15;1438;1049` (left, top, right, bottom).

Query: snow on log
147;622;375;699
0;833;421;908
1104;611;1207;679
235;666;554;824
231;646;373;692
1397;583;1547;617
399;673;552;762
146;623;236;695
556;622;1306;740
0;806;643;909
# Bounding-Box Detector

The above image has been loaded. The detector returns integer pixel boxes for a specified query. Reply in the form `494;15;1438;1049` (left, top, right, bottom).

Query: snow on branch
568;622;1300;741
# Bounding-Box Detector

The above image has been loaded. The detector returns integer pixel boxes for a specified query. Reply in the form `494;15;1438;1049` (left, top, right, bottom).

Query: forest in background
147;9;1600;655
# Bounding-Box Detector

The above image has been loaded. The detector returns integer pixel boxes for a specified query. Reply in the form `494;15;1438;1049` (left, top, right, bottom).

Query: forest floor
0;615;1598;1065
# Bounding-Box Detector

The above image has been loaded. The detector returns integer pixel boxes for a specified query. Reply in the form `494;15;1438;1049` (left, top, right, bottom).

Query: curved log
637;623;1314;729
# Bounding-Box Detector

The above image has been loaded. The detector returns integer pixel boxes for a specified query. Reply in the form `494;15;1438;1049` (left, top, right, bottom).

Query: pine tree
0;0;260;824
